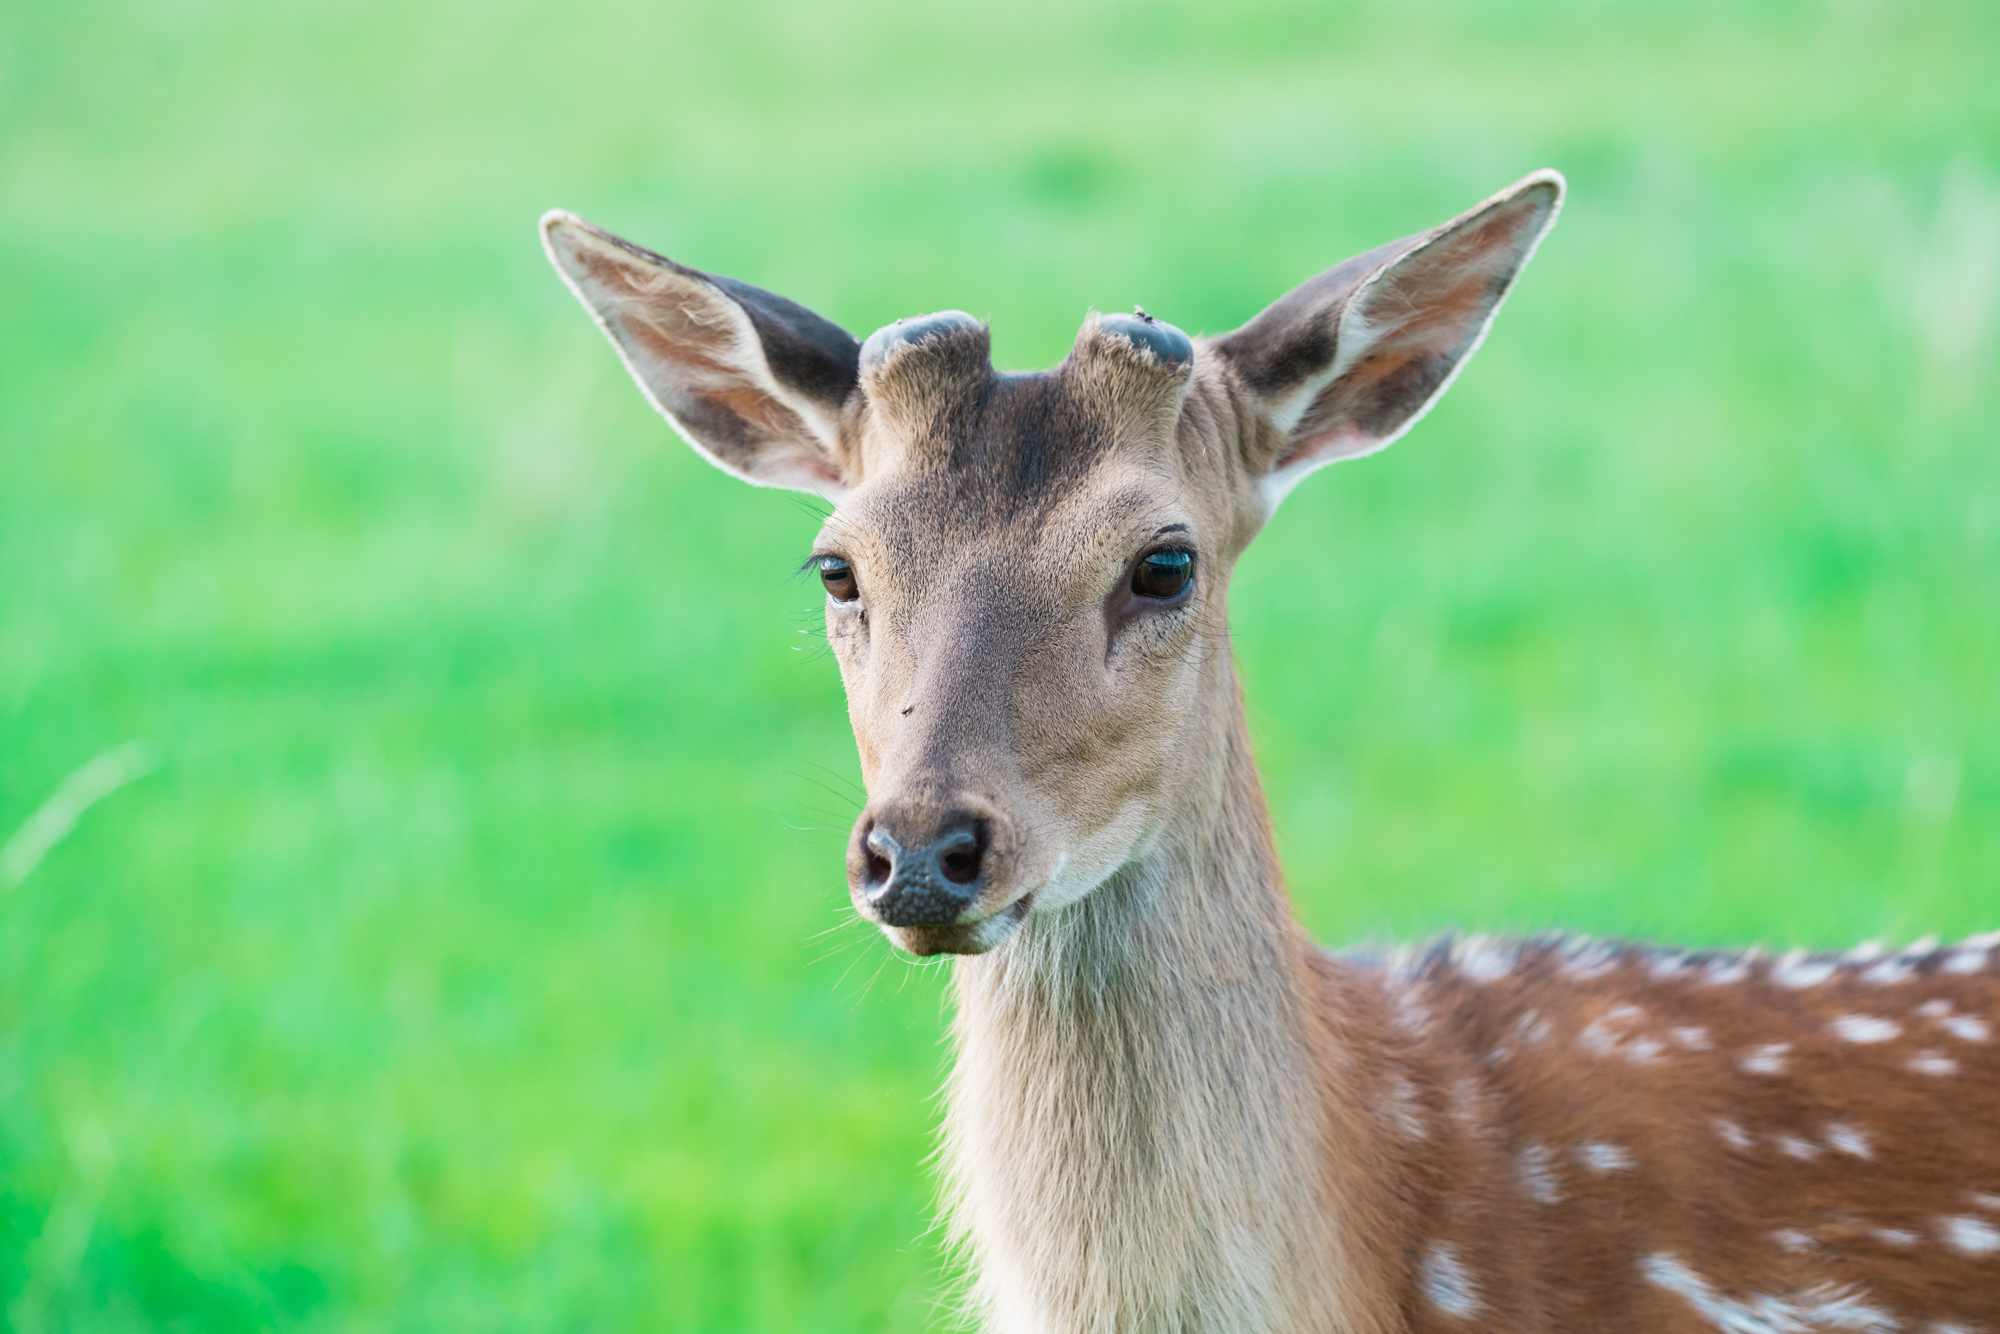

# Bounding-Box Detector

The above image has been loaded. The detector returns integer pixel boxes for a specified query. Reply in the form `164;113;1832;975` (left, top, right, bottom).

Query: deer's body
542;171;2000;1332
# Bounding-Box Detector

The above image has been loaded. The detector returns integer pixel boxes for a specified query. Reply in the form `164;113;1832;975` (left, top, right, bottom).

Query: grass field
2;0;1997;1327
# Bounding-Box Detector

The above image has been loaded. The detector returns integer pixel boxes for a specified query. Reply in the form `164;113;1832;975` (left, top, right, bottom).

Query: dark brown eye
1132;548;1194;601
819;556;858;603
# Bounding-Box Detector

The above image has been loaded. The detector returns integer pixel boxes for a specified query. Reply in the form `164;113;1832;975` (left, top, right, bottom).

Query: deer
540;170;2000;1334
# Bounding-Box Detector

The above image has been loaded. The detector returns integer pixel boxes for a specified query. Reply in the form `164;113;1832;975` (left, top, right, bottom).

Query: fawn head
543;171;1563;955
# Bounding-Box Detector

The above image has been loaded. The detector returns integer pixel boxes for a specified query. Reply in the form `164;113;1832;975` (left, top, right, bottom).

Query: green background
3;0;1996;1327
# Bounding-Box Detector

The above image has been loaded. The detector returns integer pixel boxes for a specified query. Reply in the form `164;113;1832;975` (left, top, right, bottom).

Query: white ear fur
1258;170;1566;509
541;210;852;500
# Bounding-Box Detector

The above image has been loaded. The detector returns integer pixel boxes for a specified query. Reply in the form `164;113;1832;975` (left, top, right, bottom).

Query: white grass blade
1;740;160;892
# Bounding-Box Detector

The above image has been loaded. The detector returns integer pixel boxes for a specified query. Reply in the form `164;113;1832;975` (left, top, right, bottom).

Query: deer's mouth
878;893;1034;957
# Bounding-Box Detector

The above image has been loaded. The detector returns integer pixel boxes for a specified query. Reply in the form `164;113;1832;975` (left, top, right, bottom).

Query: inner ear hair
541;210;862;497
1214;170;1565;506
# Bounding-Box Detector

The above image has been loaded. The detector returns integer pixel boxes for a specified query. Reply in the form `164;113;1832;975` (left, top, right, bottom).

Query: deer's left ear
1213;170;1564;507
542;211;861;499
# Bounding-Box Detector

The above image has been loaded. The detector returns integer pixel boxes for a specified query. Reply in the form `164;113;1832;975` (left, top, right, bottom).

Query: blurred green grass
2;0;1997;1327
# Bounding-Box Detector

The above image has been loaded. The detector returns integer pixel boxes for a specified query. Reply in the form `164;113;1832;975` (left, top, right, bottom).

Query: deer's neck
942;684;1392;1334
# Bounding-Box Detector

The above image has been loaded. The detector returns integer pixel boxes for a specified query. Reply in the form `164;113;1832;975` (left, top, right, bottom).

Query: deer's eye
1132;548;1194;602
819;556;859;603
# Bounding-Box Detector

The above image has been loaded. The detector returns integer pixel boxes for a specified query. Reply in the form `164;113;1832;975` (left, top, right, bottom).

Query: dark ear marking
540;209;861;497
1219;239;1407;401
708;274;863;411
1214;170;1565;507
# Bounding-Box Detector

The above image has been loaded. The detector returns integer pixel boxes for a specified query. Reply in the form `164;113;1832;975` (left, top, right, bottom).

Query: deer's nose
852;812;989;926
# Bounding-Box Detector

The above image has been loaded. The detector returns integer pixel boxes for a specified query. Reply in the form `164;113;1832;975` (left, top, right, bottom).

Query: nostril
937;822;986;886
861;824;895;891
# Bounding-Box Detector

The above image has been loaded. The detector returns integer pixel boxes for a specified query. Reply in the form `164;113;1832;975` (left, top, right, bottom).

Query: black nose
856;815;989;926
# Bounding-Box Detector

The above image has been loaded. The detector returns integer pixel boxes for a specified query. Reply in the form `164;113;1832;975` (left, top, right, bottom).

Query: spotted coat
1350;934;2000;1333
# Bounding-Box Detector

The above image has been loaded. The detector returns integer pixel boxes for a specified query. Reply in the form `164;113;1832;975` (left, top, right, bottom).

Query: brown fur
542;172;2000;1333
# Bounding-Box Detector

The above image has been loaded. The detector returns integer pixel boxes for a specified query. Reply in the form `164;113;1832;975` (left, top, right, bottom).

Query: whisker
798;759;869;805
782;768;866;812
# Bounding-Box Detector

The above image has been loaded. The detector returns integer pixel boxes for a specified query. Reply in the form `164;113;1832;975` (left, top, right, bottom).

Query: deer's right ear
541;211;861;498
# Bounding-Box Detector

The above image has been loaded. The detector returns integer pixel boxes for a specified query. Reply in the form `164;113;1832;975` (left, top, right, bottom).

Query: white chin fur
1017;801;1159;916
968;910;1029;952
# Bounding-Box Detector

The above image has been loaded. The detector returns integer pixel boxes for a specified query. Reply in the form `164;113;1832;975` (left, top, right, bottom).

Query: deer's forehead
831;467;1196;590
857;369;1117;489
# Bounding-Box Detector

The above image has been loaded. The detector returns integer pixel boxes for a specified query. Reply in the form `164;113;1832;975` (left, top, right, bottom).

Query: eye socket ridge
815;554;860;603
1130;546;1196;603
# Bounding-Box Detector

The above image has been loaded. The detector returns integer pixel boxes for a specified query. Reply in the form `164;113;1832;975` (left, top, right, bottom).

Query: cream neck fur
940;693;1385;1334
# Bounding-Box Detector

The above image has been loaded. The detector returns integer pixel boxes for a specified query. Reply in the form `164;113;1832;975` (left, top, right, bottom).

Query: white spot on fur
1625;1036;1667;1064
1936;1216;2000;1256
1577;1142;1633;1173
1826;1124;1873;1159
1450;1076;1493;1134
1910;1051;1960;1077
1944;948;1990;976
1741;1043;1791;1076
1578;1022;1620;1057
1488;1010;1552;1066
1941;1216;2000;1255
1391;985;1434;1036
1774;1229;1818;1253
1773;950;1839;988
1643;1252;1899;1333
1563;939;1622;980
1519;1143;1562;1204
1384;1069;1428;1141
1578;1005;1654;1061
1913;1000;1988;1041
1420;1241;1482;1319
1717;1119;1755;1152
1863;955;1918;985
1969;1193;2000;1212
1831;1015;1903;1044
1454;936;1518;982
1943;1014;1991;1042
1779;1135;1822;1161
1651;951;1695;979
1705;953;1756;986
1925;1324;1979;1334
1514;1010;1552;1045
1869;1228;1919;1248
1672;1026;1714;1051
